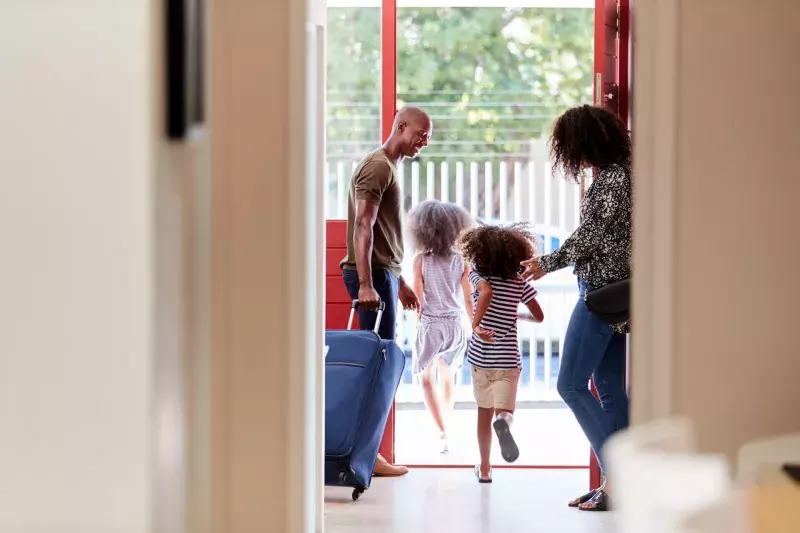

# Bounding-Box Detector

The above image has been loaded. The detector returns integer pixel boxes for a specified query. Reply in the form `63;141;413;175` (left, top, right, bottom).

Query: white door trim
208;0;322;531
630;0;681;424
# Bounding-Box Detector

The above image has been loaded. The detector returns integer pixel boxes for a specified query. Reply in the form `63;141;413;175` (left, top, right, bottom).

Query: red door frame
589;0;630;490
377;0;398;463
326;0;631;472
324;0;400;465
322;0;401;465
594;0;630;124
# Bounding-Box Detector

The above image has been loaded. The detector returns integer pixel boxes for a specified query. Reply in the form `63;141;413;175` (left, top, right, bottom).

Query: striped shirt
467;269;538;369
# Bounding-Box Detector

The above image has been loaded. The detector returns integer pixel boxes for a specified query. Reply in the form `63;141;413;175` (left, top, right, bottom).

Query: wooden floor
325;469;618;533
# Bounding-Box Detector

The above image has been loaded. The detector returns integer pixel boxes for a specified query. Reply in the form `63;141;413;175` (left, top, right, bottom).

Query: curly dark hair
550;105;632;183
406;200;474;257
455;222;540;279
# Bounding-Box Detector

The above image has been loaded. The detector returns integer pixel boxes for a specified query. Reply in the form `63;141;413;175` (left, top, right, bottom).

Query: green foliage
327;7;594;163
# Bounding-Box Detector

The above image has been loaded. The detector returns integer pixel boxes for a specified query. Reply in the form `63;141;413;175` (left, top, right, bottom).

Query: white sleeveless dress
412;252;468;374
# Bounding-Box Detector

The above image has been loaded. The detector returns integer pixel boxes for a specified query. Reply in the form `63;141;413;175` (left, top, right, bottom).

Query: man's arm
351;158;392;304
353;199;381;307
353;199;379;285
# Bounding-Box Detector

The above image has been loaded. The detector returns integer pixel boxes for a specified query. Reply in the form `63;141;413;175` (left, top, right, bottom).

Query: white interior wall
208;0;323;531
0;2;213;532
0;2;156;531
632;0;800;460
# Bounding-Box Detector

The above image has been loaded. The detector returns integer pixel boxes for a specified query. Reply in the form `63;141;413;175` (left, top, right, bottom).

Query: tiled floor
325;468;617;533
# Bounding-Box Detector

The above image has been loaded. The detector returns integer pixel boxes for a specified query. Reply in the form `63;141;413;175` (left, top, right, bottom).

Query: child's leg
477;406;495;477
437;357;455;418
472;366;494;478
420;361;445;434
493;408;518;463
492;368;522;463
436;359;456;454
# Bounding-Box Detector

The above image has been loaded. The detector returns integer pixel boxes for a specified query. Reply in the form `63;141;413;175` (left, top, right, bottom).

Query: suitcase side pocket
324;353;382;458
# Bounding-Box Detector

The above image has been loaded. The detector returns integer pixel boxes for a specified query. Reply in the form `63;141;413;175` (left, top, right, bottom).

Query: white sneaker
440;433;450;455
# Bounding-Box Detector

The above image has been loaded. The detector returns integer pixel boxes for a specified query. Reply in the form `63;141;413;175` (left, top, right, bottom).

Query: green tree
326;7;594;163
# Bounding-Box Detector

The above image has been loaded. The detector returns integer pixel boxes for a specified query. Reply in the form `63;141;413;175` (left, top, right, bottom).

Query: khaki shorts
471;367;521;411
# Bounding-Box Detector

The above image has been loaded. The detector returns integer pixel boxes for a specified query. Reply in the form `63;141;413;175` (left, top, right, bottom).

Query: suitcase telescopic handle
347;299;386;334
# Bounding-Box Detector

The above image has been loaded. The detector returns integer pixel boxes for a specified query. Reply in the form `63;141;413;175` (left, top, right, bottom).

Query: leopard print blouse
538;163;632;333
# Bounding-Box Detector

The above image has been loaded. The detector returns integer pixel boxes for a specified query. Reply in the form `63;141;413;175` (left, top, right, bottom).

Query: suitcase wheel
352;487;365;501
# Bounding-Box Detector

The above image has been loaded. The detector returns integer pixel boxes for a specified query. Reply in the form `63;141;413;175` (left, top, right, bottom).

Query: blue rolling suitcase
324;300;406;501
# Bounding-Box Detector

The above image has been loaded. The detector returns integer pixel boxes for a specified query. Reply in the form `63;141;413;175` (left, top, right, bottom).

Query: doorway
390;2;593;467
324;0;629;477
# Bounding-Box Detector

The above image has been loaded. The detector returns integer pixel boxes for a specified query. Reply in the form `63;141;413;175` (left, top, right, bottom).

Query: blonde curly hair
406;200;474;257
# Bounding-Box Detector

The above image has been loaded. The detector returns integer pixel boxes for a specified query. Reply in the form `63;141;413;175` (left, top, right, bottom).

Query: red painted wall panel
326;220;351;332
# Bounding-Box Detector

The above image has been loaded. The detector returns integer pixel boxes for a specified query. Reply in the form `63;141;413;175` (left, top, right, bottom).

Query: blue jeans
557;278;629;475
342;268;399;340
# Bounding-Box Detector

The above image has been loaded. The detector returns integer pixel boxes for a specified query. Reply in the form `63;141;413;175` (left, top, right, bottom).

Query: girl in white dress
406;200;475;454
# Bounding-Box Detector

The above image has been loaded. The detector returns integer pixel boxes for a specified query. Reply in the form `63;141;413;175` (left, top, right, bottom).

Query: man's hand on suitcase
358;285;381;310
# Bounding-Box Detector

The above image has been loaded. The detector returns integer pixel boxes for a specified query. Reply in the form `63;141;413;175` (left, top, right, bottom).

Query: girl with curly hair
456;223;544;483
521;105;632;511
406;200;475;455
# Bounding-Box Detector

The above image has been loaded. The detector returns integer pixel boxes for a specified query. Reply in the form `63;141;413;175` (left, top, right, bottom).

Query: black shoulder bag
584;279;630;325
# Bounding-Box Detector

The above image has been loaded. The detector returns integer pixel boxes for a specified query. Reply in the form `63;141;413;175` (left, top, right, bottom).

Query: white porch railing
326;141;585;403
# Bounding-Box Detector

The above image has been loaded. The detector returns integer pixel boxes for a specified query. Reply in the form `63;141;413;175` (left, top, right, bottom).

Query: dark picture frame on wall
166;0;205;139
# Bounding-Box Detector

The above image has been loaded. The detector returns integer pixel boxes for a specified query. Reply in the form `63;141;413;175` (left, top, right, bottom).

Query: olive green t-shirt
340;149;404;278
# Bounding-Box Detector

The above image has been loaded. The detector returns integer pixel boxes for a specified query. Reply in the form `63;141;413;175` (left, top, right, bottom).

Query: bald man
340;106;432;476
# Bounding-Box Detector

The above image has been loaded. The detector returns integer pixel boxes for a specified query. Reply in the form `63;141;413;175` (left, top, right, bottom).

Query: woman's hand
520;257;546;281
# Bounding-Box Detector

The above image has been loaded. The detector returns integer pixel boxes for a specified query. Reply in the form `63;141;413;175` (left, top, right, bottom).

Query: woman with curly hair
406;200;475;455
456;223;544;483
521;105;632;511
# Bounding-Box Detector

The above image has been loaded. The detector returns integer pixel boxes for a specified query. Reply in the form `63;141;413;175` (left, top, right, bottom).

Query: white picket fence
326;142;587;403
325;142;583;229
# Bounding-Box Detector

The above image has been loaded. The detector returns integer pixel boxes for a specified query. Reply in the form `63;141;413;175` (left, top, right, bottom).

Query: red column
590;0;631;491
377;0;398;464
324;0;399;465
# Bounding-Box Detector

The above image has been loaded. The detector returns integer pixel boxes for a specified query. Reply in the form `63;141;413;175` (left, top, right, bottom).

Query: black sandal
474;465;493;484
578;490;610;512
568;489;598;507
